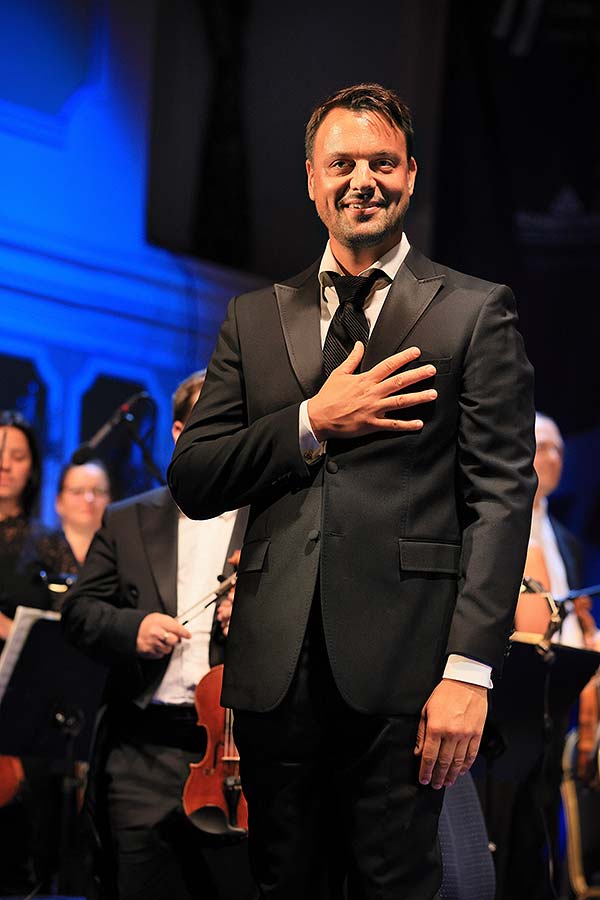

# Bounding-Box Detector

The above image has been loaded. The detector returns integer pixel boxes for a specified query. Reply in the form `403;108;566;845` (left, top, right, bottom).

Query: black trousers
104;703;256;900
233;606;444;900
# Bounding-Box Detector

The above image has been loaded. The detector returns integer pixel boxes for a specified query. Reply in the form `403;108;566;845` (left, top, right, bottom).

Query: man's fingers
418;729;442;786
370;417;425;432
376;364;438;397
415;710;427;755
367;346;422;381
137;612;191;659
377;389;437;414
459;735;482;776
336;341;365;375
440;738;471;787
164;622;192;641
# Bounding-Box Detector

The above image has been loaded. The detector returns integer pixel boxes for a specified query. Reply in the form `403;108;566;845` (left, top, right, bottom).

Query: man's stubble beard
329;196;409;251
335;212;406;250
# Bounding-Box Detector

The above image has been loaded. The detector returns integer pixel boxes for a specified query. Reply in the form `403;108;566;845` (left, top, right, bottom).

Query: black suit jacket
62;486;244;707
550;515;582;592
169;247;537;716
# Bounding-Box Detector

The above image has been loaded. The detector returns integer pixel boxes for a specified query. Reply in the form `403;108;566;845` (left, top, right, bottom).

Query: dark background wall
147;0;449;279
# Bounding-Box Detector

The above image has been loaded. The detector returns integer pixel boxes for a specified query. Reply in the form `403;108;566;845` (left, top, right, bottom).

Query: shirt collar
318;233;411;288
179;508;237;523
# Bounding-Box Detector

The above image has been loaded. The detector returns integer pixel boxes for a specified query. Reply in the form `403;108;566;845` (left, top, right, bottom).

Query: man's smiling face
306;106;417;263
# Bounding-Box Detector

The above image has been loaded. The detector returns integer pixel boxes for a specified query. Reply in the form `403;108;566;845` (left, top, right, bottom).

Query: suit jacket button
307;529;320;542
128;584;139;599
326;460;338;474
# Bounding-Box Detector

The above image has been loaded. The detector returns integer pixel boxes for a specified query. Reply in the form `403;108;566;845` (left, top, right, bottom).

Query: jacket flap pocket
238;538;270;573
429;357;452;376
399;540;460;574
403;356;452;376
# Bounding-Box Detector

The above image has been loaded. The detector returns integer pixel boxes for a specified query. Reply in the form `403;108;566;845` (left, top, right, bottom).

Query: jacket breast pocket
398;539;461;576
386;357;453;423
401;356;453;377
238;538;270;575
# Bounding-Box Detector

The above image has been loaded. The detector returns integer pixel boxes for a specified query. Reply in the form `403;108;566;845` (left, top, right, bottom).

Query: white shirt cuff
443;654;493;689
299;400;326;463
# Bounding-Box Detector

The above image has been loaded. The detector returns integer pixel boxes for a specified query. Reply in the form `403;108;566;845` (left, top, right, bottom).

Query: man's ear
172;420;184;444
306;159;315;201
408;156;417;196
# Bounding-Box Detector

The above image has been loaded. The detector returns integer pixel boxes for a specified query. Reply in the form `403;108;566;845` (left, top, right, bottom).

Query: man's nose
349;161;375;193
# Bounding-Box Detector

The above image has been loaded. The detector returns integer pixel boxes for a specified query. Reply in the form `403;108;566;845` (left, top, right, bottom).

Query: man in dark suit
168;83;537;899
519;413;595;648
483;412;599;900
62;372;253;900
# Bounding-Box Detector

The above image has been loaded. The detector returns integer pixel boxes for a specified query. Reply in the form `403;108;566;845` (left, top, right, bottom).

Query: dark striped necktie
322;269;383;378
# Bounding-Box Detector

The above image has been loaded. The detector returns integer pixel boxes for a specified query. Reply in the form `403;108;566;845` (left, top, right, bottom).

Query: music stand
0;608;107;893
491;640;600;730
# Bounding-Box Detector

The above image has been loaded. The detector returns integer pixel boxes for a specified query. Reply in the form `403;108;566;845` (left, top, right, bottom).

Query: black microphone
71;391;150;463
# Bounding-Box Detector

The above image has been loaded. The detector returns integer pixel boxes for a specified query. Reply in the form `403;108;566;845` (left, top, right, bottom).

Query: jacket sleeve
446;284;537;674
169;295;312;520
61;510;146;666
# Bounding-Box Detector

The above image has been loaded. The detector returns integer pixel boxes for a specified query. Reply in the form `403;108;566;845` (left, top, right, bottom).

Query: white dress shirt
298;235;492;689
152;510;237;705
530;498;587;649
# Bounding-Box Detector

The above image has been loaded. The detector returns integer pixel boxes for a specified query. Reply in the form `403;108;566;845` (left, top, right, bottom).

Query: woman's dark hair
0;410;42;519
57;458;113;498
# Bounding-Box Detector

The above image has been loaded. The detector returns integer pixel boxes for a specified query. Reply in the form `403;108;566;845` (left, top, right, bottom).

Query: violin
182;663;248;841
0;755;24;806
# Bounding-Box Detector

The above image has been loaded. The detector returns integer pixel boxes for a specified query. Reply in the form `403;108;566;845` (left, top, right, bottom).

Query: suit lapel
138;488;178;617
274;249;445;386
362;247;445;370
550;517;578;590
274;263;323;397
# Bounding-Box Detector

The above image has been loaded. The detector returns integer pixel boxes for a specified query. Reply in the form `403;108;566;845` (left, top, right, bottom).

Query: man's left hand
414;679;488;789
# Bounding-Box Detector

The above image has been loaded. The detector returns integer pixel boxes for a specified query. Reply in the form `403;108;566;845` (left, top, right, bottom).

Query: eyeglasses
62;487;110;498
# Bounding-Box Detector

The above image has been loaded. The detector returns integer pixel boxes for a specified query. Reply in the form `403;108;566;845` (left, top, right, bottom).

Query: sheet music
0;606;60;705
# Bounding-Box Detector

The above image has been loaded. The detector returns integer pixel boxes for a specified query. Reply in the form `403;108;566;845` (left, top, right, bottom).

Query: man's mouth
340;198;386;213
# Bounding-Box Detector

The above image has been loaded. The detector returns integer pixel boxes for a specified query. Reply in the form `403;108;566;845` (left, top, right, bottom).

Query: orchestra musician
55;458;112;567
0;410;78;895
515;412;599;649
168;83;536;899
62;372;255;900
477;412;598;900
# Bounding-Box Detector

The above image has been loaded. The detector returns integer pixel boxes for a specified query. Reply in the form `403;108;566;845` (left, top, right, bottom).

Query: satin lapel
362;253;445;370
274;274;323;398
138;489;178;617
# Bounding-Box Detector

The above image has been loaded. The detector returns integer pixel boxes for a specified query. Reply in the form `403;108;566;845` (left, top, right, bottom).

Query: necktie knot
322;270;384;379
327;270;383;308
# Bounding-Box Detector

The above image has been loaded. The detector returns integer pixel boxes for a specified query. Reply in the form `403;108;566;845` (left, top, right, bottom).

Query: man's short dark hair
305;83;414;162
171;371;206;425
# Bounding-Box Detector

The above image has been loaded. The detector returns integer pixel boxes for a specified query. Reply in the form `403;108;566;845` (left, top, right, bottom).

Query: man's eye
330;160;351;170
376;159;395;169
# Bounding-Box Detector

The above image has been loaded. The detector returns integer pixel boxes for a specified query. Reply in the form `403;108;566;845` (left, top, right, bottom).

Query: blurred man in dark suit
63;371;253;900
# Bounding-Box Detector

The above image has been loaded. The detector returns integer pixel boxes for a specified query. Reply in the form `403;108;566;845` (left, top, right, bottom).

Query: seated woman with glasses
55;460;112;567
